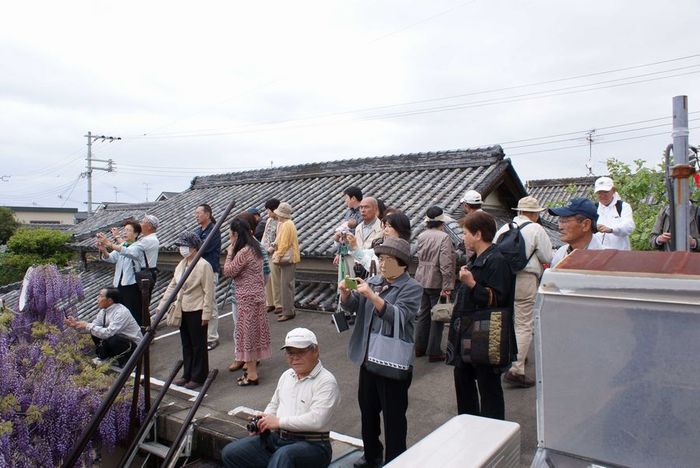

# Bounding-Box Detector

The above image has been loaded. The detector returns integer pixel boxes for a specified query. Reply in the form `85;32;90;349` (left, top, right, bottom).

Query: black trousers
453;365;504;420
180;310;209;384
93;335;135;367
414;288;445;356
358;365;412;464
118;283;143;326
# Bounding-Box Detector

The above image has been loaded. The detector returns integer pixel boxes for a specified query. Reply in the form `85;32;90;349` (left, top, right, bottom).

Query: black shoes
503;371;535;388
353;454;383;468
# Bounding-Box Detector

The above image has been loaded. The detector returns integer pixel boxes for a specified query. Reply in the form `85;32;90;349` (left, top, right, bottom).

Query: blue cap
246;207;260;215
548;198;598;230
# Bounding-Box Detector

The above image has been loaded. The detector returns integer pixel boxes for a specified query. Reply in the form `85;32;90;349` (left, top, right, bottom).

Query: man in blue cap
548;198;604;267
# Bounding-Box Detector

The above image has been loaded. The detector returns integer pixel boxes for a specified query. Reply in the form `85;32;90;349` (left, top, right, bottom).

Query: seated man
221;328;340;468
64;287;142;367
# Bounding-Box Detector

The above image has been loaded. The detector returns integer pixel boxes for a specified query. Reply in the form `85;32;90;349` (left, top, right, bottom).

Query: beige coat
414;228;456;290
159;257;214;320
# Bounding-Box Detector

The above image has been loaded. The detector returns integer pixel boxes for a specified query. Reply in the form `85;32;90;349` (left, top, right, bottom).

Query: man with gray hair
139;214;160;288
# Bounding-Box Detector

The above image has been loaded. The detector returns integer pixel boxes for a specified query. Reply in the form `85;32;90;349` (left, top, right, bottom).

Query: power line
133;55;700;139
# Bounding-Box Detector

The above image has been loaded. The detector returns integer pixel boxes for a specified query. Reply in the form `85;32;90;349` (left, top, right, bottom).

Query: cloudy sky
1;1;698;210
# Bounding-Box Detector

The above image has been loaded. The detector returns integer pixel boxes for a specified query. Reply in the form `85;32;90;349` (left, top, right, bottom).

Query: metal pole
139;278;152;414
86;131;93;216
672;95;690;251
62;198;236;467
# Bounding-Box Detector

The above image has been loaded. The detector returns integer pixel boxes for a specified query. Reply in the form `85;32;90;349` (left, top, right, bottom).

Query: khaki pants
279;263;296;317
266;262;282;308
511;272;538;375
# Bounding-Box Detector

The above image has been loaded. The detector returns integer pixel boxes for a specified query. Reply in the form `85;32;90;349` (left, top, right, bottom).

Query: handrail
61;198;235;467
117;360;183;468
162;369;219;468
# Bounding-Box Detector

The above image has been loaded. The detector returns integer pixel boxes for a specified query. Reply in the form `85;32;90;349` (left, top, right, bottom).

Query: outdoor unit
387;414;520;467
532;250;700;467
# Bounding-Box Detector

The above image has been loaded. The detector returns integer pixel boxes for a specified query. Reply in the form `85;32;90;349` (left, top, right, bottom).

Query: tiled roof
70;146;527;256
526;176;596;225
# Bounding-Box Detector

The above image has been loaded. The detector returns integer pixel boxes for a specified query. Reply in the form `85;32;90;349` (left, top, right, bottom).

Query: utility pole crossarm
85;132;120;216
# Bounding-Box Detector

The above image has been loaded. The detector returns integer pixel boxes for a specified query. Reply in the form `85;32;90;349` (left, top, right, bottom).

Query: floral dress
224;245;271;362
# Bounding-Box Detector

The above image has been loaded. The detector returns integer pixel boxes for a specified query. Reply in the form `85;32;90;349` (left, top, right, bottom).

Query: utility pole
671;96;691;251
113;186;119;202
84;132;120;216
585;129;596;176
143;182;150;202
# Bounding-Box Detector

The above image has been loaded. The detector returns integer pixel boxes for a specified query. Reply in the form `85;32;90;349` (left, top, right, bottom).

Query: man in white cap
460;189;484;215
221;328;340;468
593;176;635;250
495;196;552;388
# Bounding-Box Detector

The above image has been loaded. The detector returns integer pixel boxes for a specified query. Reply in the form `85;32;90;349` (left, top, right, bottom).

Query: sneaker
207;340;219;351
503;371;535;388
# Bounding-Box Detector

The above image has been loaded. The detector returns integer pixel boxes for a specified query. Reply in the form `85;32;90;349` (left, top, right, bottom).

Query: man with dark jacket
649;203;700;251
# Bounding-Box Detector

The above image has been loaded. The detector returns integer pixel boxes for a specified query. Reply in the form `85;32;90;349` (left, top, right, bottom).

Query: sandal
277;314;295;322
228;361;245;372
238;376;259;386
237;372;248;383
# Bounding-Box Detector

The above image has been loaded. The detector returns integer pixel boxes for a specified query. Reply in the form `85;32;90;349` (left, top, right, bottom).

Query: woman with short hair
446;211;514;419
158;231;214;390
98;219;144;326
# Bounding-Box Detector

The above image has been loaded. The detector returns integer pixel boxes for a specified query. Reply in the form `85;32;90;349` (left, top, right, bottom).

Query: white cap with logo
460;189;483;204
281;328;318;349
594;176;614;193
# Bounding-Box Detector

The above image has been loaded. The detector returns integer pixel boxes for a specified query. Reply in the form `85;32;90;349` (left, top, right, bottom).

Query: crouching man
221;328;340;468
64;287;142;367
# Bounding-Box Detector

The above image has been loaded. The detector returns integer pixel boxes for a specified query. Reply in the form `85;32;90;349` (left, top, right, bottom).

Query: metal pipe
139;278;152;414
117;360;183;468
664;144;676;251
672;95;690;251
162;369;219;468
62;198;235;467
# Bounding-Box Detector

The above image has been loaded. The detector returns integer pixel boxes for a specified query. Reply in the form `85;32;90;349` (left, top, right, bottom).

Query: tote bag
365;305;414;380
458;287;513;367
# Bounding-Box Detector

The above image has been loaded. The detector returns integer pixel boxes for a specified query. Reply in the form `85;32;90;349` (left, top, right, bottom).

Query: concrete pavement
147;307;537;466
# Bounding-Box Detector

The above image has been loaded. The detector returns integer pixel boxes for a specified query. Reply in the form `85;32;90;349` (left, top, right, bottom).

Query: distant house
526;176;596;225
154;191;180;202
5;206;79;227
5;146;538;320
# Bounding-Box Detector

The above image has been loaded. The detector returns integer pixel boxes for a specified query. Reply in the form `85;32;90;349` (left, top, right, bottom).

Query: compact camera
246;416;262;433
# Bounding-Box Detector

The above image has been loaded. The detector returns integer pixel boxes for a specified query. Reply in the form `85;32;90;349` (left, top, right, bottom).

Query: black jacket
446;245;515;367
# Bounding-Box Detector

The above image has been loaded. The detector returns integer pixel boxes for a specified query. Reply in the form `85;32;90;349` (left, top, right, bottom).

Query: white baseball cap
594;176;614;193
281;328;318;349
460;189;482;204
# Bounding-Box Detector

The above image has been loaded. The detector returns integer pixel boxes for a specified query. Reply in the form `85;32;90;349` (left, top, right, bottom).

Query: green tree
605;158;667;251
0;228;73;285
0;207;20;244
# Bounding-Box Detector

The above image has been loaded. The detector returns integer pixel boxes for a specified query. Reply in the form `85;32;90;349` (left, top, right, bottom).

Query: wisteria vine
0;265;141;467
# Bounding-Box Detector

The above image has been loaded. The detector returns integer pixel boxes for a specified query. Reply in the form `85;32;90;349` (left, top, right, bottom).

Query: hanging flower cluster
0;266;140;467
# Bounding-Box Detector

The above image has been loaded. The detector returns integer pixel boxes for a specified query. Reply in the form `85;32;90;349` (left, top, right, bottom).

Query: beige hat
274;202;293;219
512;196;545;212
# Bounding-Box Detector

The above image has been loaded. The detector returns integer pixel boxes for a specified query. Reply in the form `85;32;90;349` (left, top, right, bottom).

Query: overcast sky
1;1;699;210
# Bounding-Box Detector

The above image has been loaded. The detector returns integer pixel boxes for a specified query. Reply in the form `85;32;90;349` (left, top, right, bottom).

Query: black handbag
134;251;155;288
457;288;514;367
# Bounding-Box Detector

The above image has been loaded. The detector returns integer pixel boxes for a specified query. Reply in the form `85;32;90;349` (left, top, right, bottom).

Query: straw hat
274;202;293;219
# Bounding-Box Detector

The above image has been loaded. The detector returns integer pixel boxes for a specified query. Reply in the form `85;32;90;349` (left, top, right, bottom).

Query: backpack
495;221;536;274
595;200;623;216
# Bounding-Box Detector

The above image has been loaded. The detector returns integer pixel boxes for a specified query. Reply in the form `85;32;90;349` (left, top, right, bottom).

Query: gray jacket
342;272;423;366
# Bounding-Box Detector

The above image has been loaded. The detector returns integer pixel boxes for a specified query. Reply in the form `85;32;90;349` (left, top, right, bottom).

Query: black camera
246;416;261;433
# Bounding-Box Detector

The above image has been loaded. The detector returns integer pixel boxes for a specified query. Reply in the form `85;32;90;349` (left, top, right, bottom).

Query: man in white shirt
593;177;635;250
549;198;605;267
495;196;553;388
64;287;142;367
221;328;340;468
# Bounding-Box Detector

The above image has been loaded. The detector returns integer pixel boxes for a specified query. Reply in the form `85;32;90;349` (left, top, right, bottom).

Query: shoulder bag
430;295;454;323
272;249;293;266
165;294;183;327
365;300;414;380
458;287;513;367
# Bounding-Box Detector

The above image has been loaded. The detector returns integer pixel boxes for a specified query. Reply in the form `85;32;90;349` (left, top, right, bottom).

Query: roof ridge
191;146;504;188
527;175;599;188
